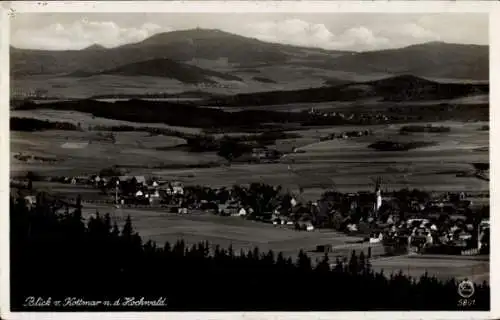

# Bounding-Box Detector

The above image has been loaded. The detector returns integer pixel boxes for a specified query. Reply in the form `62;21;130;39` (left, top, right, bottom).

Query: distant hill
12;30;488;82
306;42;488;81
252;76;277;84
82;44;107;51
87;58;242;84
10;29;348;77
90;90;225;100
208;75;489;107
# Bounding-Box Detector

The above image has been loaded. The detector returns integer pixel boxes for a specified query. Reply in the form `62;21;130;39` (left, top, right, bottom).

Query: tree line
14;99;488;131
10;117;80;132
10;193;490;311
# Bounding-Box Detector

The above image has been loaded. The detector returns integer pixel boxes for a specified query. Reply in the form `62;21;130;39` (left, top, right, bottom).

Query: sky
9;13;488;51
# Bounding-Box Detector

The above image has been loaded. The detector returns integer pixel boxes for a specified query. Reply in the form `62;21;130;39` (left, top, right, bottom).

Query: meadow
11;109;204;134
11;112;490;284
76;203;489;283
11;111;489;199
10;68;391;99
370;255;489;283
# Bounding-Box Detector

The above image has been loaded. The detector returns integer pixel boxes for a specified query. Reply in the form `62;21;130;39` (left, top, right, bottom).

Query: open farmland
10;65;395;100
150;121;488;197
10;129;219;177
10;109;204;134
370;255;489;283
30;181;110;202
221;94;489;113
10;73;322;99
9;23;493;311
30;180;489;283
76;203;489;283
80;203;377;260
11;117;489;199
11;114;489;281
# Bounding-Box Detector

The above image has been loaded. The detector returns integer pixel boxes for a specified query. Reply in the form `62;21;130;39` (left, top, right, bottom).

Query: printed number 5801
457;299;476;307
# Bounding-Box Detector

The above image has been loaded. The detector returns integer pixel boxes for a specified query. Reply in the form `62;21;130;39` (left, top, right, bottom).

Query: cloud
398;23;440;40
11;19;169;50
337;26;390;50
242;19;390;51
380;23;441;47
10;16;472;52
247;19;334;47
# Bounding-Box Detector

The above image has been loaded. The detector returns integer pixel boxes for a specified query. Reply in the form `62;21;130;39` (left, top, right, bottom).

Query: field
11;109;204;134
11;129;219;177
77;203;490;283
29;182;376;261
222;94;489;113
11;113;489;198
11;110;490;283
82;203;361;253
11;68;392;99
26;178;490;284
370;255;489;283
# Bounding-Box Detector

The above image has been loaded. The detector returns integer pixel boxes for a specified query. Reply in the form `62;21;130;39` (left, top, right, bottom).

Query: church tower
373;177;382;214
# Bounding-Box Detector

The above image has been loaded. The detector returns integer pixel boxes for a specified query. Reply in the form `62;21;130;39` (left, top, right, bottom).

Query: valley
9;27;490;293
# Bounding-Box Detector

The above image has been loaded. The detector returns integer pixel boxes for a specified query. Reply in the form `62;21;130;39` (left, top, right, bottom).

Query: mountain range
298;41;488;81
10;29;344;76
11;28;488;82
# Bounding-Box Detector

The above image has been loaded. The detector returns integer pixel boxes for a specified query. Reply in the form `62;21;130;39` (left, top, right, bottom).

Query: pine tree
276;252;286;269
359;251;366;273
87;215;97;234
315;252;330;273
111;222;120;238
252;247;260;260
121;215;134;238
104;213;112;234
333;256;343;272
163;241;172;254
266;250;275;264
349;250;359;274
297;250;312;272
76;194;82;211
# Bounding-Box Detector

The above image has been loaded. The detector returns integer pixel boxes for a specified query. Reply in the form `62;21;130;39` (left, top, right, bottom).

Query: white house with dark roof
172;182;184;195
24;195;37;209
135;190;144;197
134;176;146;185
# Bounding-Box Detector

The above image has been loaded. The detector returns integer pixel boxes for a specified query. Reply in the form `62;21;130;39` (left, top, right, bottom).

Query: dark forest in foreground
10;193;490;311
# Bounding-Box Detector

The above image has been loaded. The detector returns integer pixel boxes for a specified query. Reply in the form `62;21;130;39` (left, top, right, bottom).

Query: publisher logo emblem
458;280;475;298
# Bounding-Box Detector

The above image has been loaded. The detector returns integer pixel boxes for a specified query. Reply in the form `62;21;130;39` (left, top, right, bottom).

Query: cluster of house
250;148;282;161
10;88;49;99
58;174;186;206
14;153;58;164
363;191;490;253
25;170;489;255
110;176;185;204
320;129;373;141
307;107;390;123
375;215;490;254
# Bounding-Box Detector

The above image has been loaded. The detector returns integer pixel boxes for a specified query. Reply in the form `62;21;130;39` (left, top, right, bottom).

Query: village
13;168;490;259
